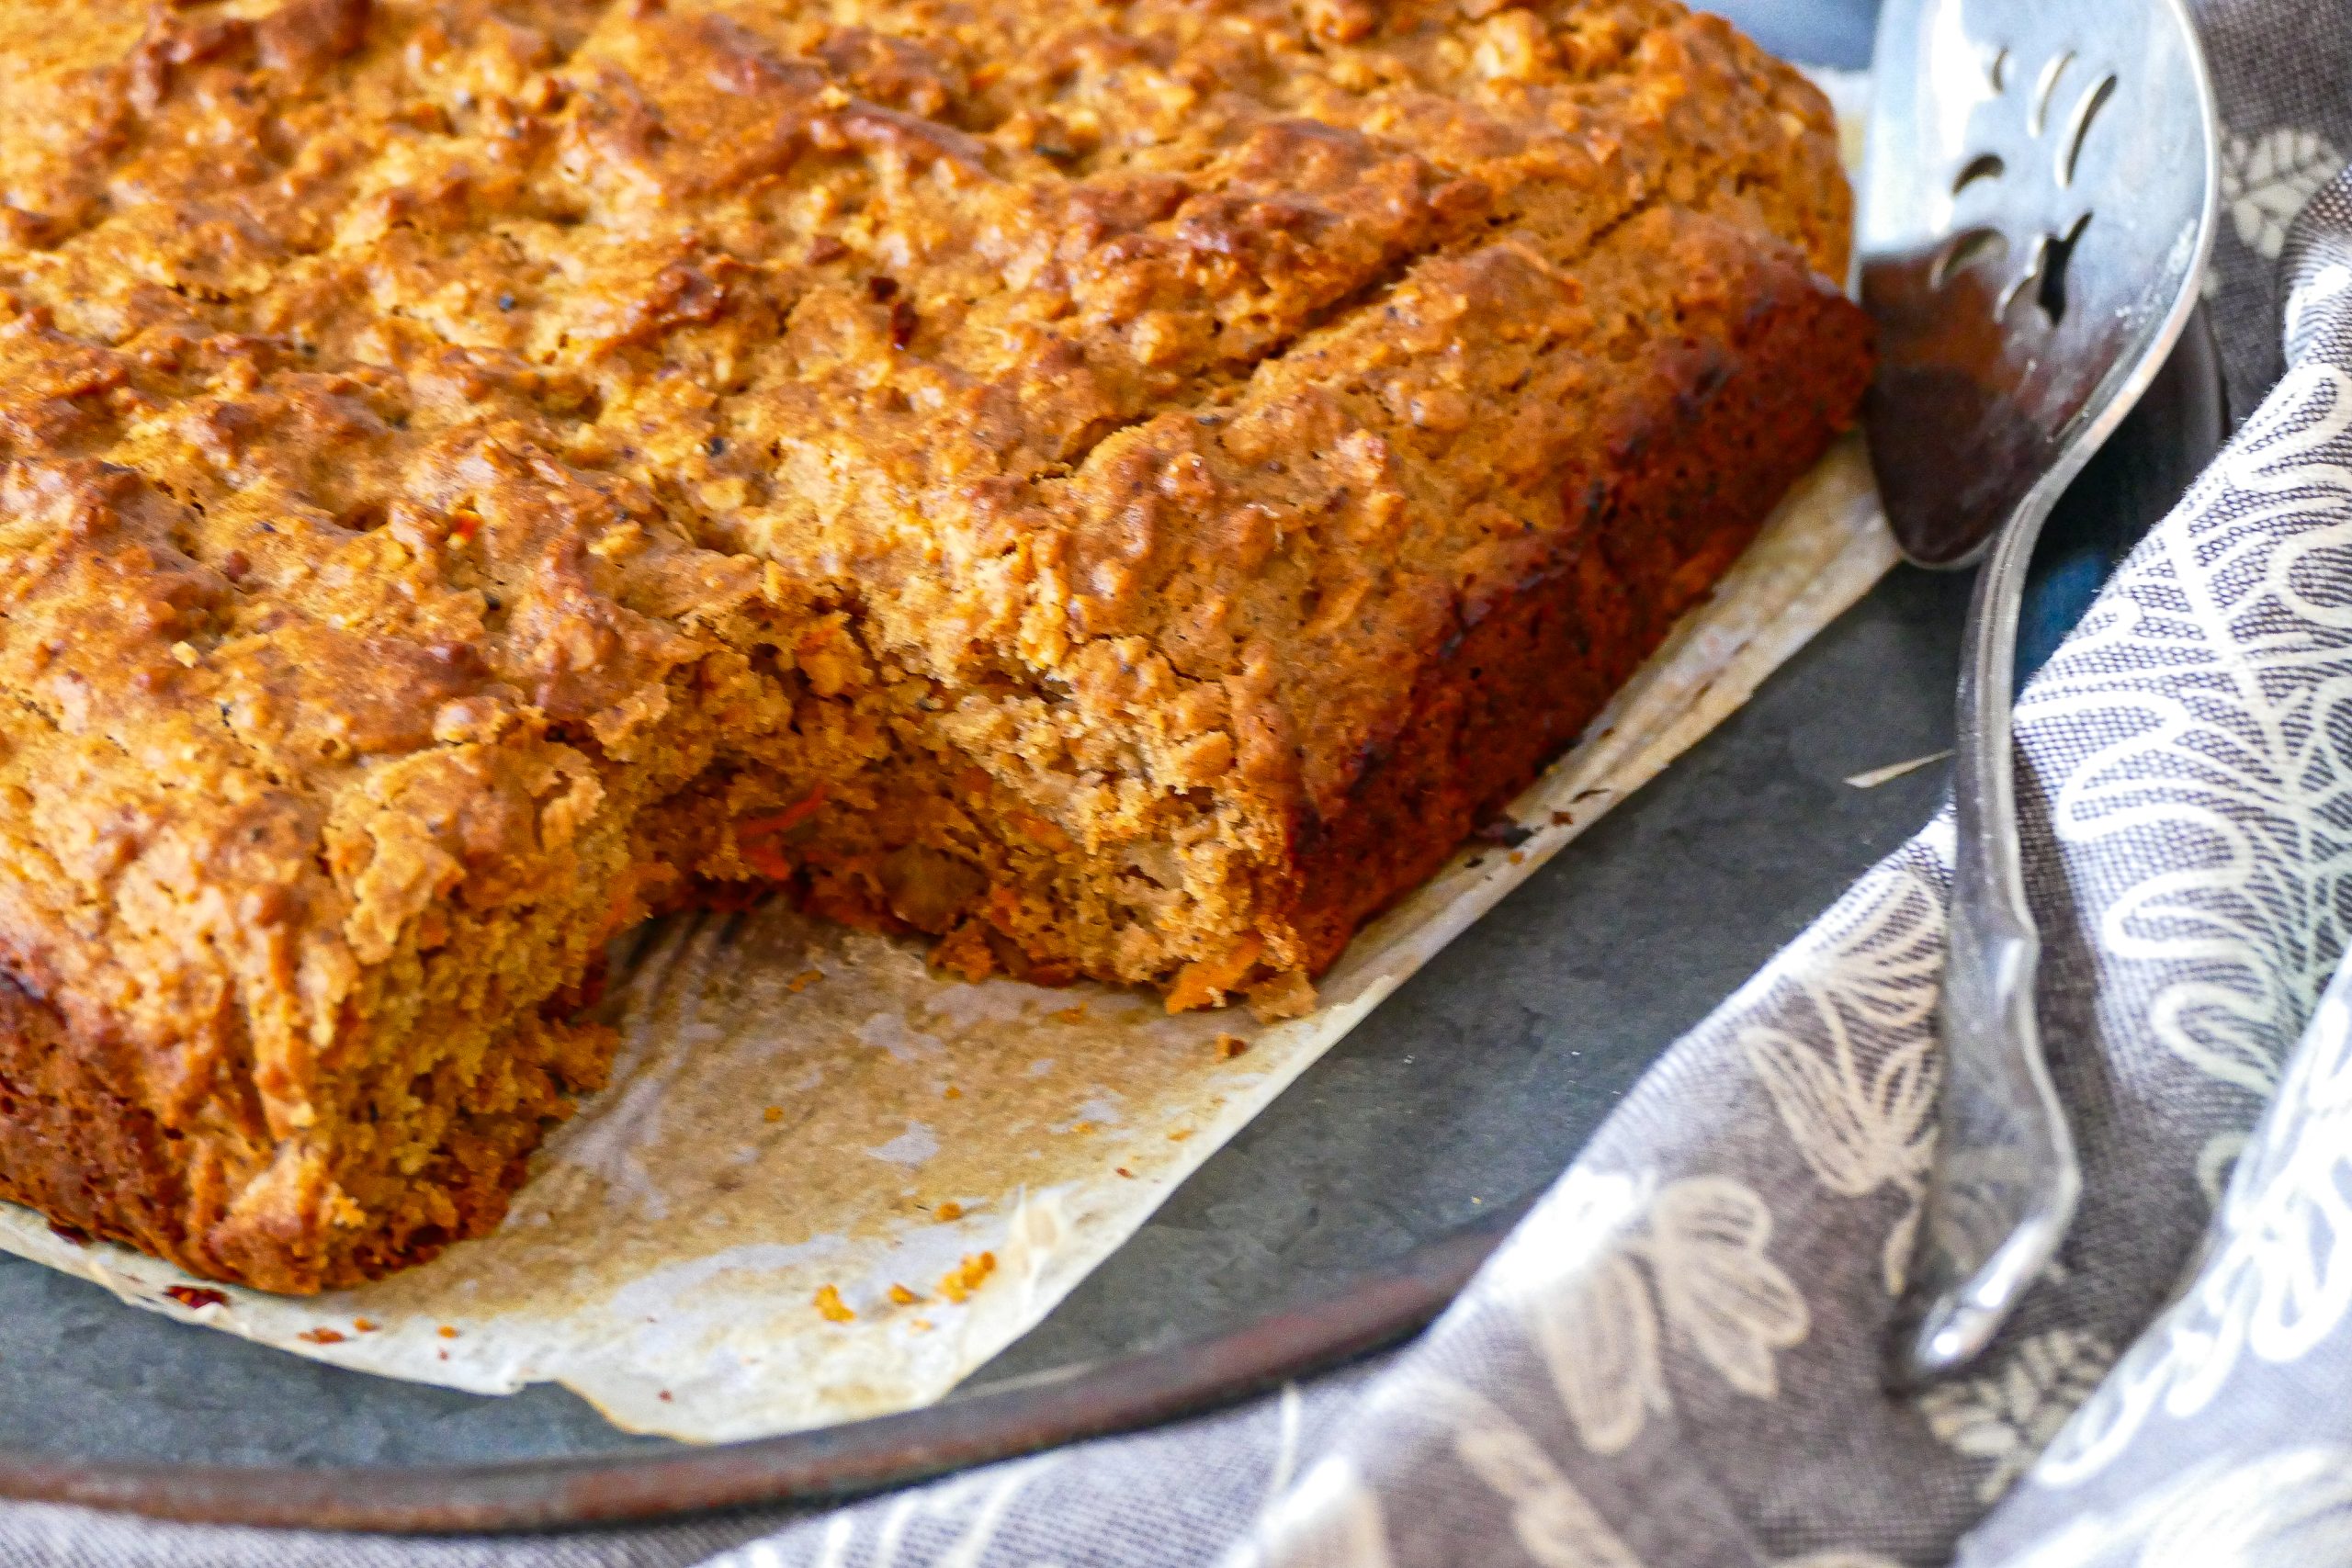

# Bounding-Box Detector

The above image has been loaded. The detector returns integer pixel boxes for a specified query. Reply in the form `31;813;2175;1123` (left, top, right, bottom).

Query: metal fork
1857;0;2219;1385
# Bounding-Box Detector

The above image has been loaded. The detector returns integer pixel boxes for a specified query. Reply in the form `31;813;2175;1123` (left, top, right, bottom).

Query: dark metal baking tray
0;0;2230;1529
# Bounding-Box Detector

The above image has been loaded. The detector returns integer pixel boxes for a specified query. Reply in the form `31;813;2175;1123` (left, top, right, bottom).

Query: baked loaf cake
0;0;1868;1291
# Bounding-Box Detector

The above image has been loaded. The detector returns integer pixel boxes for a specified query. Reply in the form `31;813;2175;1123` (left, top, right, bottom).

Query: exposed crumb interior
0;0;1864;1289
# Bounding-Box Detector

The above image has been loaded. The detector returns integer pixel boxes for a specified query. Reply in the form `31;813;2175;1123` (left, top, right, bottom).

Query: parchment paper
0;435;1894;1442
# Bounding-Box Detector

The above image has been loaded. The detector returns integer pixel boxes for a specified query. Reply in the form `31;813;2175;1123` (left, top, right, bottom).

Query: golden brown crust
0;0;1869;1289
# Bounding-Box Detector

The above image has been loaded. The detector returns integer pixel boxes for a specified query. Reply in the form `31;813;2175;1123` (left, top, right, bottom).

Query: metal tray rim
0;1215;1516;1533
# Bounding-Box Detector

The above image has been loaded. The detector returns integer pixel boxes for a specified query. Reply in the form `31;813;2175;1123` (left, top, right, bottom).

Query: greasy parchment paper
0;436;1894;1442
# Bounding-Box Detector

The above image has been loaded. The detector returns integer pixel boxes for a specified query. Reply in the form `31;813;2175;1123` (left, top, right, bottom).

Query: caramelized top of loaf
0;0;1848;1142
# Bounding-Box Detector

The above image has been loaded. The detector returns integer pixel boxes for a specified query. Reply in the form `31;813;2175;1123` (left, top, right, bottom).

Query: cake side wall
0;977;209;1272
0;968;618;1293
1275;245;1874;974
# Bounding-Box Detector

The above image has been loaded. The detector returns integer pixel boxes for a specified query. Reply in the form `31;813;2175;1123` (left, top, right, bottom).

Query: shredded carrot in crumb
738;787;831;840
1050;1004;1089;1025
1115;1166;1135;1179
910;1317;933;1333
813;1283;855;1323
763;1105;784;1122
732;790;831;882
437;1325;460;1339
934;1200;964;1221
299;1327;345;1345
888;1283;921;1306
353;1318;378;1333
741;840;795;881
1214;1032;1250;1060
937;1252;997;1303
786;968;823;994
943;1084;963;1100
1069;1120;1099;1136
1168;1128;1193;1142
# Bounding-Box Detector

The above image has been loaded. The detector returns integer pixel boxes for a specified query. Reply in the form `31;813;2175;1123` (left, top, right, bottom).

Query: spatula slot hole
2030;50;2075;136
2036;213;2089;323
2059;73;2119;187
1932;227;2009;290
1997;215;2092;324
1953;153;2007;197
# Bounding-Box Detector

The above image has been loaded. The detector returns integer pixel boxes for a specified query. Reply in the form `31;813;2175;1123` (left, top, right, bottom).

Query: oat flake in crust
0;0;1869;1291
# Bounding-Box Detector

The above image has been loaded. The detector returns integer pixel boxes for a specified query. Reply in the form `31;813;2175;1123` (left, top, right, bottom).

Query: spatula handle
1890;465;2085;1390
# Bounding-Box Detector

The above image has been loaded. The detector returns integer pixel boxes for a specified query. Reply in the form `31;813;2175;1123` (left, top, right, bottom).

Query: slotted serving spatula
1857;0;2219;1385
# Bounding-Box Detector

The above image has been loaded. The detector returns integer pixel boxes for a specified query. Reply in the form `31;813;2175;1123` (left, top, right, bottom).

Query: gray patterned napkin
7;2;2352;1564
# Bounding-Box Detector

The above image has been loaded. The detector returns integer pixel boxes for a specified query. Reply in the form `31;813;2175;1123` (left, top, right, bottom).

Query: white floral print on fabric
2015;358;2352;1103
1986;1446;2352;1568
2223;127;2346;258
1238;1457;1395;1568
1488;1171;1807;1456
1416;1376;1647;1568
2035;979;2352;1485
1736;866;1944;1292
721;1457;1060;1568
1920;1330;2115;1503
2283;259;2352;360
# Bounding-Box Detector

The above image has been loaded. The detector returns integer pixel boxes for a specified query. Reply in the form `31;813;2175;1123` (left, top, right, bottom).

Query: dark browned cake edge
1278;238;1873;974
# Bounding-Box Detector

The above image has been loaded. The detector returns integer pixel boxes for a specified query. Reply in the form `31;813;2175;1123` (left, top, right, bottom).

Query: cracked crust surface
0;0;1868;1290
